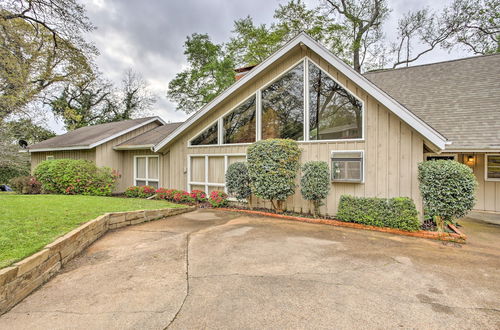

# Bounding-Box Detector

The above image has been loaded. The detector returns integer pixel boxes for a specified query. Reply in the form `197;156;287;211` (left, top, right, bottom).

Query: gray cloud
51;0;466;133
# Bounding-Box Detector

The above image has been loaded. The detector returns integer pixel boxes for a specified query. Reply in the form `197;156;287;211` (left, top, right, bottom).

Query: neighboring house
28;33;500;214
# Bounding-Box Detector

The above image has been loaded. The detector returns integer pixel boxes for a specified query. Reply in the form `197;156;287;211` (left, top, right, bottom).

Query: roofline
113;144;154;150
28;117;165;153
444;148;500;153
153;33;448;152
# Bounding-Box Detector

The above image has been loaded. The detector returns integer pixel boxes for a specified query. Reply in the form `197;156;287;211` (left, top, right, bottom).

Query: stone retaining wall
0;206;195;315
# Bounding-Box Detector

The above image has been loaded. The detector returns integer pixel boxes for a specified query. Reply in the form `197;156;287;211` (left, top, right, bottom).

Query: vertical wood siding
162;45;425;216
30;150;96;172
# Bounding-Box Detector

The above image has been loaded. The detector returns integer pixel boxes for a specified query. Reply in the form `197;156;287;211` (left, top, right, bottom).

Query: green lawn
0;194;183;268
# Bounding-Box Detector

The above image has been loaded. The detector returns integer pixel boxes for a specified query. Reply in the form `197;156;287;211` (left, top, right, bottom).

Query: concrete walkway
1;209;499;329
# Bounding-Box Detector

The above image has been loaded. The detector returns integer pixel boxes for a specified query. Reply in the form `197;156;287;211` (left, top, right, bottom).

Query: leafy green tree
225;162;253;208
300;161;331;217
167;33;235;114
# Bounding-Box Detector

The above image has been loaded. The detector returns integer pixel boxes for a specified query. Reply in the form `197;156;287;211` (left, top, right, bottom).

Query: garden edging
219;208;467;243
0;205;195;315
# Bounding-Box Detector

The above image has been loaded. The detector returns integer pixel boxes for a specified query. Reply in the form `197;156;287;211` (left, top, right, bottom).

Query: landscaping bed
0;194;184;268
220;207;467;243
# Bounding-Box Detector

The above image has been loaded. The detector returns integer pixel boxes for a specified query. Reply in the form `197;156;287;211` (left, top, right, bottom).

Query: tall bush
247;139;301;212
34;159;119;196
225;162;252;208
300;161;330;217
418;160;477;230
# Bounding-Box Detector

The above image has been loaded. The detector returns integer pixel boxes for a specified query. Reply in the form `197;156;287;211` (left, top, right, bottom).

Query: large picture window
261;62;304;140
190;122;218;146
223;96;256;144
135;156;159;188
486;154;500;180
309;62;362;140
187;58;364;147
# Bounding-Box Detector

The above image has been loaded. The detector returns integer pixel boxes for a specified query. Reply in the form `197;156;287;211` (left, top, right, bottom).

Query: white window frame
331;150;365;183
424;153;458;161
46;155;54;160
133;155;160;187
187;57;365;147
187;153;246;193
485;154;500;182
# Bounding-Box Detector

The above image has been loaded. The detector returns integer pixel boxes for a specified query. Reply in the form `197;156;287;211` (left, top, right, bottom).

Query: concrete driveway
1;209;499;329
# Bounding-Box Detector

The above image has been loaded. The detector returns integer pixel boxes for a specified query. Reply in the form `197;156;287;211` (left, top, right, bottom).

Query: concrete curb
0;205;195;316
219;208;467;243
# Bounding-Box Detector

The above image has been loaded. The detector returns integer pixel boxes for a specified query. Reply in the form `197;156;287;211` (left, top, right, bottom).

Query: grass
0;194;184;268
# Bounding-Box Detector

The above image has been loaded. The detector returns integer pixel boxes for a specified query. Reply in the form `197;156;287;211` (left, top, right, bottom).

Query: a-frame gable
154;33;448;151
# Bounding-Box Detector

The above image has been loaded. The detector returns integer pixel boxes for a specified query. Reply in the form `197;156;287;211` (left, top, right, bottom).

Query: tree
0;14;93;121
225;162;253;209
300;161;331;217
51;70;156;130
323;0;390;72
167;34;235;114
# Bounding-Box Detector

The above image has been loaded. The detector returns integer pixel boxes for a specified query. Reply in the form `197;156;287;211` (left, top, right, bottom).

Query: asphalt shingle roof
116;122;183;147
28;117;160;150
364;54;500;150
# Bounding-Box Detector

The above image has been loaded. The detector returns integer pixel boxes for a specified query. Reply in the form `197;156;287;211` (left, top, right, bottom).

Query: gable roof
364;54;500;151
154;32;448;151
28;117;165;152
114;122;183;150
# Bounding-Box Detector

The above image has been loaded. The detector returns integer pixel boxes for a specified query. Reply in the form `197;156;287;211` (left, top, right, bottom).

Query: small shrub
190;190;207;203
300;161;331;217
247;139;301;212
173;190;195;204
208;190;228;207
337;195;421;232
125;186;141;198
9;176;42;194
34;159;119;196
418;160;477;230
225;162;252;208
125;185;156;198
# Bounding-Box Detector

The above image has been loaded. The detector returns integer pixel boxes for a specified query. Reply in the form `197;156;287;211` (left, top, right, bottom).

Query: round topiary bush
247;139;301;212
300;161;330;217
418;160;477;230
34;159;119;196
225;162;252;208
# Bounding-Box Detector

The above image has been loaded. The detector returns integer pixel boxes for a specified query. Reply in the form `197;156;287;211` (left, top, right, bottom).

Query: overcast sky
49;0;468;133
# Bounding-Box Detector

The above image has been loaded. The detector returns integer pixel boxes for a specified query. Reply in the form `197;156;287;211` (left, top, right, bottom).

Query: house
27;33;500;215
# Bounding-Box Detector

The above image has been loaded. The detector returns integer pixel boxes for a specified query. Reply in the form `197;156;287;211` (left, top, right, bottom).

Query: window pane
148;181;159;189
191;122;218;145
223;96;256;144
262;62;304;140
309;62;362;140
136;157;146;178
136;180;146;186
148;157;159;180
487;155;500;179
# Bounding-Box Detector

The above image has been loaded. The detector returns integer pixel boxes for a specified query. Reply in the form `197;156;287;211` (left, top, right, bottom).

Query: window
261;62;304;140
46;155;54;160
190;122;218;146
188;154;246;193
223;96;256;144
135;156;159;188
331;151;363;182
309;62;362;140
486;154;500;180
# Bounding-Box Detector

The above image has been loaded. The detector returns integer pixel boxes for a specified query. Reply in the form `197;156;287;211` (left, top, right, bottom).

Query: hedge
337;195;421;231
300;161;330;216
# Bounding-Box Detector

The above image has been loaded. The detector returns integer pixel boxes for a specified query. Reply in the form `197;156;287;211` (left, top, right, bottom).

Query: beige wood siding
456;153;500;212
95;121;161;192
30;150;96;172
162;45;426;216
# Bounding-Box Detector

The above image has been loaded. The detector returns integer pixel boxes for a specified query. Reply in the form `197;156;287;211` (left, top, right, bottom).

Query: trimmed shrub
225;162;252;207
125;185;156;198
190;190;207;203
173;190;195;204
209;190;228;207
418;160;477;229
247;139;301;212
337;195;421;231
9;176;42;194
156;188;179;201
34;159;119;196
300;161;331;217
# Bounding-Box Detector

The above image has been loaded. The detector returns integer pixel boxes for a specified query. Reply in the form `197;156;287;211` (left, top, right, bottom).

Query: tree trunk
434;215;445;232
353;48;361;73
276;200;284;213
247;195;253;210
